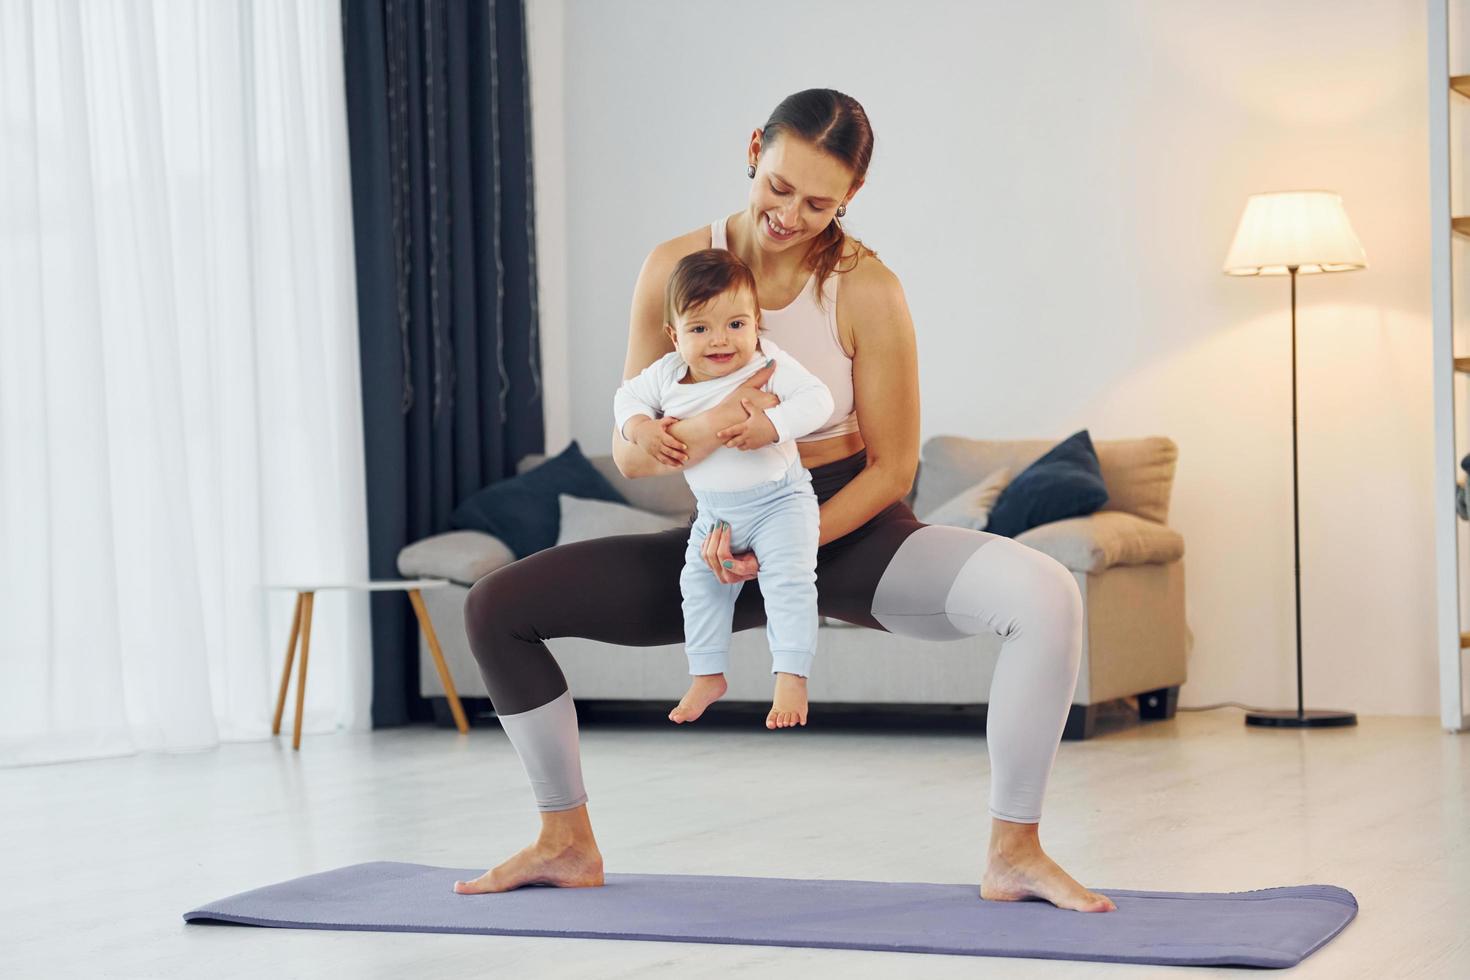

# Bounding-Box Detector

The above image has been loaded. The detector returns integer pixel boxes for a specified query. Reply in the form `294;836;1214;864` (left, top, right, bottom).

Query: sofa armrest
1014;511;1183;574
396;531;515;587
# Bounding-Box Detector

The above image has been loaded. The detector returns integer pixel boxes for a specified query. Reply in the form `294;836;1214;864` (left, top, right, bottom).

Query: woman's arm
612;241;685;478
612;236;778;478
814;255;920;547
754;346;834;446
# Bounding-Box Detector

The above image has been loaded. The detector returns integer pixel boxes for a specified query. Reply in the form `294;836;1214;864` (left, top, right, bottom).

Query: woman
455;89;1116;914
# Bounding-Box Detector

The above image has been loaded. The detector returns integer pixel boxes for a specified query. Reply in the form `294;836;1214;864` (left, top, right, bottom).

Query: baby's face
666;287;760;382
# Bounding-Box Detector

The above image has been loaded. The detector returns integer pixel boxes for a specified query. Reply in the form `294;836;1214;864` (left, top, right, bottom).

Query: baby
614;248;834;730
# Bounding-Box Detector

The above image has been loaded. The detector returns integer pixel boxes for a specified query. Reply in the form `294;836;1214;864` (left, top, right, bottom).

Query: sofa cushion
556;494;689;546
519;451;696;517
396;530;515;586
1016;511;1185;574
912;435;1178;525
984;431;1109;537
451;440;626;558
918;467;1012;531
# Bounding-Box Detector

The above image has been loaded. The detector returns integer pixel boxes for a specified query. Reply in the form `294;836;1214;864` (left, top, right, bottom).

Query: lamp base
1245;709;1358;729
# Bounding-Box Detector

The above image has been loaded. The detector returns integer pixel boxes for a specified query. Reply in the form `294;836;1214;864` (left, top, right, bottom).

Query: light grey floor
4;704;1467;979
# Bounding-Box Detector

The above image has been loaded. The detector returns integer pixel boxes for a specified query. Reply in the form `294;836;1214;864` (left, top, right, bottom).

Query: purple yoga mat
182;861;1356;968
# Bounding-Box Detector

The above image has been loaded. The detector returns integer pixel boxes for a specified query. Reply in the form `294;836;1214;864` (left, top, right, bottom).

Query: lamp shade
1222;191;1367;276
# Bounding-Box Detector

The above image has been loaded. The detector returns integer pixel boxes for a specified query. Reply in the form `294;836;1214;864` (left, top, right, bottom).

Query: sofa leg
1137;686;1180;721
431;696;494;729
1062;704;1096;741
429;697;455;728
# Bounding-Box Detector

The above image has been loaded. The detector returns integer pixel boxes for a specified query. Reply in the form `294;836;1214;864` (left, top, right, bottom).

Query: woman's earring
747;164;756;178
836;204;847;218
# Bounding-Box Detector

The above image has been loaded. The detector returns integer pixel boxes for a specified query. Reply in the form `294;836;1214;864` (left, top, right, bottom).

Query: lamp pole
1290;266;1305;719
1245;266;1356;729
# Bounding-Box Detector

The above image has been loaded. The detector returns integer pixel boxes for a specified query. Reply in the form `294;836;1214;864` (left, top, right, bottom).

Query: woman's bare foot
669;673;728;723
980;819;1116;912
454;806;604;894
766;672;808;729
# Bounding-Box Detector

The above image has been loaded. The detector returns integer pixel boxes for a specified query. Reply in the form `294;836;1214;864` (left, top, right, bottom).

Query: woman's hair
758;88;876;290
665;248;760;327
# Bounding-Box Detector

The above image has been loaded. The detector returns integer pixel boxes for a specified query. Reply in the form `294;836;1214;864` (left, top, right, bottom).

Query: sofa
397;435;1189;740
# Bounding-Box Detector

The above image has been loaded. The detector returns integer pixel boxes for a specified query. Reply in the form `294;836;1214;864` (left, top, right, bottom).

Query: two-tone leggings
463;449;1084;824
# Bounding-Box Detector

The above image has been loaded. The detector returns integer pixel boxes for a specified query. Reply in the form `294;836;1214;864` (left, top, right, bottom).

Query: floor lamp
1223;190;1366;729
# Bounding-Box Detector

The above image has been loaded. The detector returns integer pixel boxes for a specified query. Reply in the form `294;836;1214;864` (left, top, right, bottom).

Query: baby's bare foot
669;673;728;723
766;672;808;729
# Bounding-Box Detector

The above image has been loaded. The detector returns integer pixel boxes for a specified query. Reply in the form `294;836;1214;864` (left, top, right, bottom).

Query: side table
267;580;470;748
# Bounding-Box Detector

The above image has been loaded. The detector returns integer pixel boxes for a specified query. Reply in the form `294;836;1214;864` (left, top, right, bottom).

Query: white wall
531;0;1438;716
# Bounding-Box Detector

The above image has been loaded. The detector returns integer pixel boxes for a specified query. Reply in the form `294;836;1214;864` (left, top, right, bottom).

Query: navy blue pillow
984;430;1109;538
449;441;627;558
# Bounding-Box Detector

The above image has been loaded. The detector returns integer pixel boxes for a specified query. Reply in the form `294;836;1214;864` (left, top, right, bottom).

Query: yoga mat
183;861;1356;968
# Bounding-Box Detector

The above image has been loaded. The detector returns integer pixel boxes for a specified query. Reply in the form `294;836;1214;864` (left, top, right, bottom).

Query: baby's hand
631;416;688;468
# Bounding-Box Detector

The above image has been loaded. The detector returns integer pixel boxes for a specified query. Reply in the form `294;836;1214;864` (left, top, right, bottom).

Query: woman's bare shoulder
642;224;717;278
627;224;718;373
839;244;908;324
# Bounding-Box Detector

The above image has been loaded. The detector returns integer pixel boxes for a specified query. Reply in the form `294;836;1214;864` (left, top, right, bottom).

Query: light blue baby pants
680;460;820;678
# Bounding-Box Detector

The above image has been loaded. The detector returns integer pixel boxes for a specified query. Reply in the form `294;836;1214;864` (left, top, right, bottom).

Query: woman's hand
717;398;779;451
701;520;760;583
629;416;688;468
711;361;780;451
717;361;780;414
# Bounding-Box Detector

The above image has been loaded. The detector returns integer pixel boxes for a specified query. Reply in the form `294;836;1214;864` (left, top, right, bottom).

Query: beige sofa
398;435;1189;739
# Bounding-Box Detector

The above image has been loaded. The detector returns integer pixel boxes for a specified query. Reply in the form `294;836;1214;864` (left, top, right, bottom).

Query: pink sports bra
711;215;860;444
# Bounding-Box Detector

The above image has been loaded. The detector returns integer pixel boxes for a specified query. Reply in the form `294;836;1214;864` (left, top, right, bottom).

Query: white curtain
0;0;372;766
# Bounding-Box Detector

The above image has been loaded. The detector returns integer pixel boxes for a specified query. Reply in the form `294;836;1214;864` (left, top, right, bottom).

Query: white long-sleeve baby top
613;338;835;492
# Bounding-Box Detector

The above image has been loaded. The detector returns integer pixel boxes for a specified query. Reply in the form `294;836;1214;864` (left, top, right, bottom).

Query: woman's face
746;133;859;255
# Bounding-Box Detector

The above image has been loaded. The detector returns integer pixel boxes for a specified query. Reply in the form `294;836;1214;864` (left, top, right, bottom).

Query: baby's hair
664;248;760;326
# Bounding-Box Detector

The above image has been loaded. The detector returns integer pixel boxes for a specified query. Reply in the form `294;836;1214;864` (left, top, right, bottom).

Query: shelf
1457;358;1470;374
1453;76;1470;99
1453;217;1470;237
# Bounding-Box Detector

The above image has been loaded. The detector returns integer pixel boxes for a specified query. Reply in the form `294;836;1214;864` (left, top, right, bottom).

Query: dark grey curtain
341;0;543;727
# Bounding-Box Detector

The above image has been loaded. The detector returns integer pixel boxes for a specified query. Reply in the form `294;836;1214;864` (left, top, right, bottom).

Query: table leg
408;588;470;734
292;591;316;750
272;593;304;736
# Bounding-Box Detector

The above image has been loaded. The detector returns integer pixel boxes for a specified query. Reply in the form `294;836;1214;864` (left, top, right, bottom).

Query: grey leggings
463;450;1083;823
